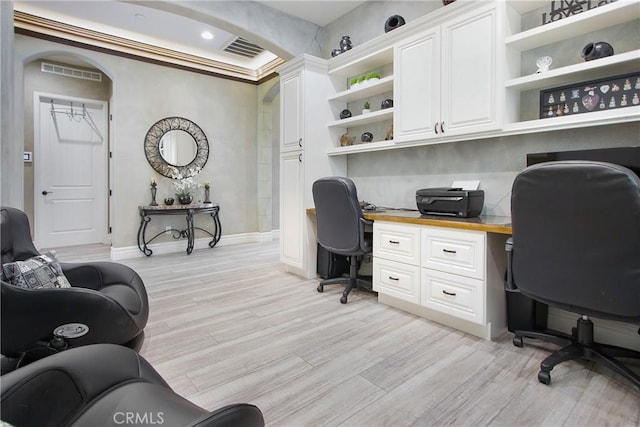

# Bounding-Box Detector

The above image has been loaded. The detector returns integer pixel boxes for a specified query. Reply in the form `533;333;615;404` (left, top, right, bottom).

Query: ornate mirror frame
144;117;209;178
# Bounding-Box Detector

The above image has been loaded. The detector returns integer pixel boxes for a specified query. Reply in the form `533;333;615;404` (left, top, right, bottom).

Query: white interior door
34;94;108;248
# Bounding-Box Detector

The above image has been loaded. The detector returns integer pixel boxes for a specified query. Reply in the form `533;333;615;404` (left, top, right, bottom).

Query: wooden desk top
306;208;512;235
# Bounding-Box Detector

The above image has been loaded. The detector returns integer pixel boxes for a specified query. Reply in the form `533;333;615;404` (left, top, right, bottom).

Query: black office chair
312;176;373;304
1;207;149;367
1;343;265;427
506;161;640;389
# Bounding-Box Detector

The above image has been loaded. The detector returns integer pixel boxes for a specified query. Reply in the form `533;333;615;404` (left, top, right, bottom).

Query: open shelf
328;108;394;128
328;76;394;103
327;140;395;156
505;1;639;51
328;46;394;77
506;50;640;91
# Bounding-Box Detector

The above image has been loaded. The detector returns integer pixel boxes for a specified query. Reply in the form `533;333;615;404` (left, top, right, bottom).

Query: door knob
42;190;53;195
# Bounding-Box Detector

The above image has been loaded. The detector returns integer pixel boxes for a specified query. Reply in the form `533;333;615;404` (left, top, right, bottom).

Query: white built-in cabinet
394;4;501;142
373;221;508;340
278;56;346;278
280;71;304;153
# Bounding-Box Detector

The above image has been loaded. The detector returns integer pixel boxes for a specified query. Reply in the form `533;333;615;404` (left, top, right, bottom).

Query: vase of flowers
170;167;201;205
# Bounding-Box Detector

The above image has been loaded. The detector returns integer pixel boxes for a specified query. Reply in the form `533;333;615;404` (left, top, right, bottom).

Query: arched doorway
23;53;113;247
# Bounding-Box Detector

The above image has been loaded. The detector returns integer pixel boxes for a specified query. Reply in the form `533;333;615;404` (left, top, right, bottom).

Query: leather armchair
312;177;373;304
0;344;264;427
506;161;640;389
1;207;148;363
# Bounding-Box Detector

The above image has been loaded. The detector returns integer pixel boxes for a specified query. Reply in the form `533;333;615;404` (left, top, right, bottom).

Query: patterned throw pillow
2;251;71;289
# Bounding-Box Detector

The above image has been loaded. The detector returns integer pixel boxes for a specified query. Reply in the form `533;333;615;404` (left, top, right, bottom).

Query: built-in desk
307;208;511;340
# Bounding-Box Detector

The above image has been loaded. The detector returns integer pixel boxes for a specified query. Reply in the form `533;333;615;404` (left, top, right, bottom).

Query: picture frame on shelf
539;72;640;119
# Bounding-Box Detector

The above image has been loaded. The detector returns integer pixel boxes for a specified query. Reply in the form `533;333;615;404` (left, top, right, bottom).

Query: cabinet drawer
373;222;421;265
422;227;485;280
374;259;421;304
421;268;484;325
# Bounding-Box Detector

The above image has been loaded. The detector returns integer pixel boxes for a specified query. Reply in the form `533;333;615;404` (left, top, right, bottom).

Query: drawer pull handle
388;276;400;281
389;240;400;244
442;290;457;297
442;249;457;254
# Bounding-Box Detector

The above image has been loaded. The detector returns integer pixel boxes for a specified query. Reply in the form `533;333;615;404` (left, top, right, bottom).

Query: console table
137;203;221;256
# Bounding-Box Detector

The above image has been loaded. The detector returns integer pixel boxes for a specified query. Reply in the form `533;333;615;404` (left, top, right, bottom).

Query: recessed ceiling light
201;31;214;40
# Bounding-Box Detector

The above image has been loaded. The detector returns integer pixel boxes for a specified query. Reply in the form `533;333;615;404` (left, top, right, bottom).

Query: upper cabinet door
441;5;501;135
394;28;441;143
280;71;304;152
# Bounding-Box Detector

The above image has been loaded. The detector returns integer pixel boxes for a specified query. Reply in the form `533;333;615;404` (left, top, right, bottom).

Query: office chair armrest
360;218;373;226
504;237;518;291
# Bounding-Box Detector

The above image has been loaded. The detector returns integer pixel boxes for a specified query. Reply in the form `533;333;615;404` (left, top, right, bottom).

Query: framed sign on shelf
539;72;640;119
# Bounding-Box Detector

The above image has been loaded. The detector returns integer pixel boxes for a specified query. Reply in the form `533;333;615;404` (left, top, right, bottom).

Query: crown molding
14;11;284;83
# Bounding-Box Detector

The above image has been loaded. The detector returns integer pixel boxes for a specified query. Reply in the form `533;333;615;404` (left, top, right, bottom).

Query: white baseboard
110;230;278;260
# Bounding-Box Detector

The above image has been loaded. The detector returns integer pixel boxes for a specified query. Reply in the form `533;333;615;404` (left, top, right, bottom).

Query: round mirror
159;130;197;166
144;117;209;178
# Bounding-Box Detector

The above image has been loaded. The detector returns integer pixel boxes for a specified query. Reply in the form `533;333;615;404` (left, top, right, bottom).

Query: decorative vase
381;99;394;109
581;42;614;61
362;109;371;115
340;109;352;119
331;48;342;57
178;195;193;205
164;197;175;206
339;36;352;53
384;15;405;33
149;184;158;206
442;0;456;4
204;186;211;204
361;132;373;143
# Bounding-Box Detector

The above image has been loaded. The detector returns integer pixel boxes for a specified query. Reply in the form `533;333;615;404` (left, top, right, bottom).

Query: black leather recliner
1;343;265;427
1;207;149;363
312;176;373;304
506;161;640;389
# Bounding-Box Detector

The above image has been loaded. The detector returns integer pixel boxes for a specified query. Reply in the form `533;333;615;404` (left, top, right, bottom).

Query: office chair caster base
317;284;324;293
340;295;348;304
538;370;551;385
513;336;524;347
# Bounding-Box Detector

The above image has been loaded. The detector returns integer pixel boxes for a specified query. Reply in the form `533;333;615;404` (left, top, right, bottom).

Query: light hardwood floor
52;241;640;426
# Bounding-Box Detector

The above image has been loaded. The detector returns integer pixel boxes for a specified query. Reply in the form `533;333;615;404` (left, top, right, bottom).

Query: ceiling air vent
41;62;102;82
223;38;264;59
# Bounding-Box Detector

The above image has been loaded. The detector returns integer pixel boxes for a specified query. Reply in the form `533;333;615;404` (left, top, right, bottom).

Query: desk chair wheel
538;370;551;385
340;295;348;304
317;284;324;293
513;336;524;347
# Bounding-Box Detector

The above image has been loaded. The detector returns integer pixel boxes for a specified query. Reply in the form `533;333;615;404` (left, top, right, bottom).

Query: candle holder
150;182;158;206
204;184;211;204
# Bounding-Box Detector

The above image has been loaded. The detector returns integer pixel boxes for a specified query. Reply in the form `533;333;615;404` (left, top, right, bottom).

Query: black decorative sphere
385;15;405;33
361;132;373;143
339;109;352;119
381;99;393;109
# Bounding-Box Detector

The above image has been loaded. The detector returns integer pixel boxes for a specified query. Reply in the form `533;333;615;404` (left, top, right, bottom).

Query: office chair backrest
511;160;640;321
313;177;365;255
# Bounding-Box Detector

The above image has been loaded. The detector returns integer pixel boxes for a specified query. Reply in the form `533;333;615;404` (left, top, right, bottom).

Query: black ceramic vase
361;132;373;143
340;109;352;119
581;42;614;61
164;197;175;206
178;195;193;205
381;99;393;109
339;36;352;52
385;15;405;33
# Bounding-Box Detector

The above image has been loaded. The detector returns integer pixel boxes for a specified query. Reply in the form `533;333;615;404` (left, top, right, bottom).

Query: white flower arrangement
170;167;202;198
